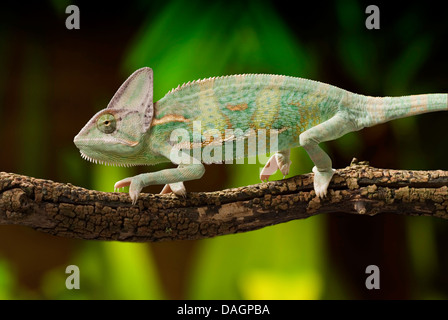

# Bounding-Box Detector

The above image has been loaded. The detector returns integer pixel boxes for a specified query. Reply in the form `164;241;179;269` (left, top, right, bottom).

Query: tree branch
1;159;448;242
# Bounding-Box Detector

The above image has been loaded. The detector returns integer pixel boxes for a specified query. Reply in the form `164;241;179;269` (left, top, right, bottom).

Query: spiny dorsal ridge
167;73;289;95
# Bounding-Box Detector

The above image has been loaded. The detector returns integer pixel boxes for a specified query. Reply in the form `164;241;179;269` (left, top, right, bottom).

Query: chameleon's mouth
80;151;140;167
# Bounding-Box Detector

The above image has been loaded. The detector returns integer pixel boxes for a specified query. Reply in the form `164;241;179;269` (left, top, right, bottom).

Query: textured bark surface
1;159;448;242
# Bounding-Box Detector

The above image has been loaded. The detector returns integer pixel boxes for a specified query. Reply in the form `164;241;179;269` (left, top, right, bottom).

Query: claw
129;187;140;205
114;177;143;205
279;162;291;177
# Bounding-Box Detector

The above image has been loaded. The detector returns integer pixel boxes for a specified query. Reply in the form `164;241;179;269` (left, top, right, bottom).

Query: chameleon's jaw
74;131;146;167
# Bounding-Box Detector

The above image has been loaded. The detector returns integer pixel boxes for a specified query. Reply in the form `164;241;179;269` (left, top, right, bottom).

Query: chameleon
74;67;447;204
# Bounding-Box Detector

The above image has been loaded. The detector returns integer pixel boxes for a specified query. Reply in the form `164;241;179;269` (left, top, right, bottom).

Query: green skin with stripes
74;67;447;204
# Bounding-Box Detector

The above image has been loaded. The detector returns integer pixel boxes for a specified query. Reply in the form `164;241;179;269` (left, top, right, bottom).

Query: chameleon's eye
97;113;116;134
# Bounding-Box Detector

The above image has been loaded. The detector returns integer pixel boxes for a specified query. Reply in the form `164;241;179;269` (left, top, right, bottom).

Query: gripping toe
312;166;335;198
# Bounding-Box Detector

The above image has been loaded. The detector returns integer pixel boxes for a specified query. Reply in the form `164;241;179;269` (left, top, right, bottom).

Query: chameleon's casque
74;68;154;166
74;67;447;204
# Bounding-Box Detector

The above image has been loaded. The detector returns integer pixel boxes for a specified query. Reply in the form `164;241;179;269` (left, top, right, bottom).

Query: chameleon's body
74;67;447;204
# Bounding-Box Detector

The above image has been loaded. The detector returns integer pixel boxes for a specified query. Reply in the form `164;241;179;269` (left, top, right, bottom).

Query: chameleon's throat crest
79;151;148;167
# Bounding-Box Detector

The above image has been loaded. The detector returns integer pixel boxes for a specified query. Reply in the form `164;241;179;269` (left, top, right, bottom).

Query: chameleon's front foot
114;176;144;205
312;166;335;198
114;177;187;204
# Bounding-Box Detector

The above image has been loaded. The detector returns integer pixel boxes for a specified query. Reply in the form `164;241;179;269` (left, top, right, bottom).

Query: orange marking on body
411;95;426;115
152;114;190;125
226;103;248;111
288;102;301;107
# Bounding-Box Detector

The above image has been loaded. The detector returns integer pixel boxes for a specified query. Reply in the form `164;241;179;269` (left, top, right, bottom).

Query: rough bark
1;159;448;242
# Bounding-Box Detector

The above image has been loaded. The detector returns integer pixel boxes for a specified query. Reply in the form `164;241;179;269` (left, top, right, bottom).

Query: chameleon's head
74;67;154;166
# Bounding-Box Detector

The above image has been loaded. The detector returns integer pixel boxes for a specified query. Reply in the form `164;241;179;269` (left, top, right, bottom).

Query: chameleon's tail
355;93;447;128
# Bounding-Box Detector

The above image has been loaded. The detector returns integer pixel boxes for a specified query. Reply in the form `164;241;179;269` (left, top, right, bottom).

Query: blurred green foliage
0;259;15;299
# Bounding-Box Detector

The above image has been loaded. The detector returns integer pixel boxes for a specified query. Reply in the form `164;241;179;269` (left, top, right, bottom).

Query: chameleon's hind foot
312;166;335;198
160;182;186;197
260;153;292;181
277;153;292;178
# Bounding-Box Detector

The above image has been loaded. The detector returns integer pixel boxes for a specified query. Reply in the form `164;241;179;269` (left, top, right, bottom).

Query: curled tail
352;93;447;128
